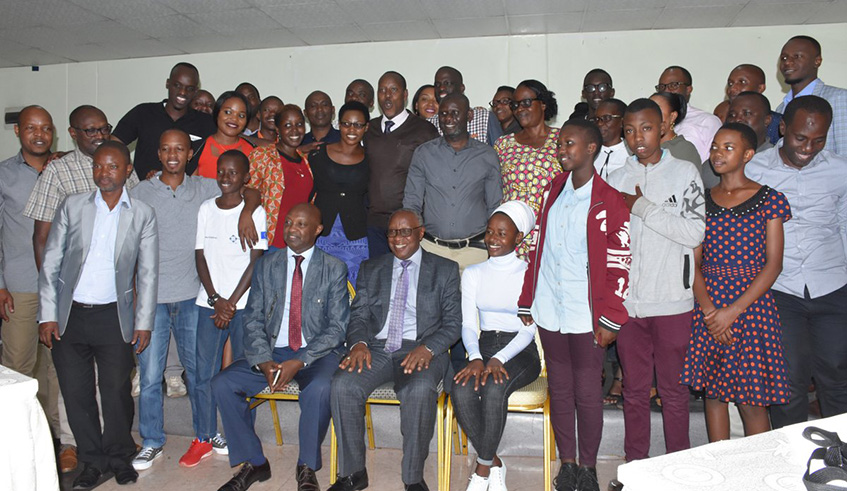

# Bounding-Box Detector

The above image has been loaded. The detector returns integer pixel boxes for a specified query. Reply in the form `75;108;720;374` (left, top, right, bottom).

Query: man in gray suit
212;203;349;491
329;208;462;491
38;141;158;489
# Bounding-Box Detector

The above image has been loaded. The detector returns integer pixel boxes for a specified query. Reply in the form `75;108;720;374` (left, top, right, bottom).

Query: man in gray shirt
0;105;60;440
745;95;847;429
403;93;502;274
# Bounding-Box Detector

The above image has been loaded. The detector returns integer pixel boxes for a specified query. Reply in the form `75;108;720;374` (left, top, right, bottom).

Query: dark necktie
289;255;304;351
385;260;411;352
384;120;394;134
601;150;612;180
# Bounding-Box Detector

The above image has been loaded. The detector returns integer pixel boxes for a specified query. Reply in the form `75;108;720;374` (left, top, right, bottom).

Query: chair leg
330;420;337;485
269;400;283;446
437;392;445;491
461;425;468;456
365;402;375;450
452;414;461;455
543;399;552;491
444;397;453;489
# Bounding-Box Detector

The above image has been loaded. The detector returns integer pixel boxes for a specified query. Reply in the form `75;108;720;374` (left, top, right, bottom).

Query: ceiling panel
159;33;249;54
359;20;439;42
582;8;664;31
432;16;509;38
65;21;151;45
288;24;369;45
732;2;821;26
2;48;74;66
805;0;847;24
68;0;176;19
262;2;351;28
163;0;252;14
509;13;584;35
0;26;86;51
338;0;430;25
504;0;587;16
420;0;506;20
226;28;306;49
46;43;125;62
654;5;743;29
190;8;283;34
118;14;210;39
107;39;185;58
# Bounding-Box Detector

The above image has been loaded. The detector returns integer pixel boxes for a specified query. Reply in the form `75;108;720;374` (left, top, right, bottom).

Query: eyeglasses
655;82;690;92
583;83;612;94
489;98;512;108
509;98;540;111
386;226;421;238
73;124;112;137
589;115;623;124
339;121;367;129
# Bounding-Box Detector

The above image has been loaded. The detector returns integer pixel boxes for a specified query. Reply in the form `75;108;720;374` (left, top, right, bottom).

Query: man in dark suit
212;203;349;491
329;209;461;491
38;141;159;489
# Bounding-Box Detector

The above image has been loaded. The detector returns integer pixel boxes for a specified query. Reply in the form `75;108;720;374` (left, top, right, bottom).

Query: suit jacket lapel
377;254;393;327
303;248;321;301
416;251;432;325
271;249;288;311
80;194;97;265
114;203;134;266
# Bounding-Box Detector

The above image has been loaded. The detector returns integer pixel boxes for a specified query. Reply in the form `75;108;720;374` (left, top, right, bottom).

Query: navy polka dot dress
681;186;791;406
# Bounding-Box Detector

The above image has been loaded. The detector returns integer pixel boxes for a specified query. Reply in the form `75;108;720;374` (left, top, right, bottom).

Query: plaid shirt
24;149;140;223
427;107;500;145
776;79;847;157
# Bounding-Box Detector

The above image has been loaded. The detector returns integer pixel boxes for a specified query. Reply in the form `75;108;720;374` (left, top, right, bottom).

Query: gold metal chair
444;332;556;490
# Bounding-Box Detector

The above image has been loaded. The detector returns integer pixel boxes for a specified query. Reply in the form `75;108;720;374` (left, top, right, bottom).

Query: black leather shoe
554;462;578;491
218;461;272;491
114;465;139;485
296;464;319;491
72;465;102;490
327;468;369;491
576;466;600;491
404;481;429;491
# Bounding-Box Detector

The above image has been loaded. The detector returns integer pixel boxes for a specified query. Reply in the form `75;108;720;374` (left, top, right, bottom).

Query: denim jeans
195;307;245;441
137;299;200;448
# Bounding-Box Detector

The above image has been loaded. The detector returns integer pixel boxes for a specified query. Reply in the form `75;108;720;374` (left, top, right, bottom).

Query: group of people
1;32;846;491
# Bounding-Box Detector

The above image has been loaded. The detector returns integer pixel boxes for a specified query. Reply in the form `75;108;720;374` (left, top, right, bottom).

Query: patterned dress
248;145;313;245
681;186;791;406
496;128;562;257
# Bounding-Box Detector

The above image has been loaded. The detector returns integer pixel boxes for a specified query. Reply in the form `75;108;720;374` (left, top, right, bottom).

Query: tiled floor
78;433;623;491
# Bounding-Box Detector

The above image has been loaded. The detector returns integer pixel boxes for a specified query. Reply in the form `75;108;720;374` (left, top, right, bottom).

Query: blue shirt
746;143;847;298
275;246;314;349
782;78;820;107
532;174;594;333
376;247;422;341
73;188;131;304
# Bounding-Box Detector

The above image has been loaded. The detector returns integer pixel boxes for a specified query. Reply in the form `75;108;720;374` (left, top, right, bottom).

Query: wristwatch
207;293;221;307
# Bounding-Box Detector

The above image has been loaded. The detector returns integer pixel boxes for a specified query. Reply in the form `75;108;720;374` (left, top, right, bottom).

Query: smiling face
338;108;368;146
377;73;407;119
305;91;334;129
157;129;193;176
491;88;515;125
216;154;250;196
166;66;199;111
780;38;821;86
283;204;323;254
415;86;438;119
69;108;109;157
275;108;306;153
582;71;614;111
726;66;766;101
485;212;522;258
191;90;215;115
623;109;664;165
15;107;54;159
709;128;755;175
259;97;284;134
557;125;597;173
217;97;249;138
387;211;424;260
779;108;829;169
434;67;463;103
438;96;471;141
512;85;545;130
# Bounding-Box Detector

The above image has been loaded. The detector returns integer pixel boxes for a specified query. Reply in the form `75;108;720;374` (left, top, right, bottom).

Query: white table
0;364;59;491
617;413;847;491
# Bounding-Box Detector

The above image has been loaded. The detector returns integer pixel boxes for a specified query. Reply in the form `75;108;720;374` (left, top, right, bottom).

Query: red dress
681;186;791;406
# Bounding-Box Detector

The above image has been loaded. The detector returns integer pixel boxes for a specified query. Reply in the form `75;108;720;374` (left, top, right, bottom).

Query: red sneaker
178;439;213;468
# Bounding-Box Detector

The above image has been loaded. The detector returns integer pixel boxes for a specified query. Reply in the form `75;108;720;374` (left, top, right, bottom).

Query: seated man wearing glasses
656;66;722;163
329;208;461;491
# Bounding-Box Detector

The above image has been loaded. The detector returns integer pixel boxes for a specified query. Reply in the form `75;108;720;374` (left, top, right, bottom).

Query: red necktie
289;255;304;351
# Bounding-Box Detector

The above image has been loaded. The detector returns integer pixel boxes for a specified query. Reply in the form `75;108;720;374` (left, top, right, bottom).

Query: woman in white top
452;201;542;491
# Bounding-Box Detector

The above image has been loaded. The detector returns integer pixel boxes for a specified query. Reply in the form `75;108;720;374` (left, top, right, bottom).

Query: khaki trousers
420;238;488;276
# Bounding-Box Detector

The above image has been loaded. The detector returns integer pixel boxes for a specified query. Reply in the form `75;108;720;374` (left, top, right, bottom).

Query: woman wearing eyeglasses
311;101;371;285
490;86;522;136
495;79;561;258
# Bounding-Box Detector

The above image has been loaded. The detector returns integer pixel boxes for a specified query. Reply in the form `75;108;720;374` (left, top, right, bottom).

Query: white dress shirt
382;109;410;133
594;140;629;181
274;246;315;349
73;188;131;304
376;247;422;341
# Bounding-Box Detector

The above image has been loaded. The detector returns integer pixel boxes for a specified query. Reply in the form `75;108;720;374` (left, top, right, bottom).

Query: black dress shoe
114;465;139;485
327;468;369;491
296;464;319;491
554;462;578;491
404;480;429;491
218;461;272;491
576;466;600;491
72;465;102;490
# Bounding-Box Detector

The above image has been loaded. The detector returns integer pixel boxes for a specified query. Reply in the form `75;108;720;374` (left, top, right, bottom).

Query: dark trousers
770;285;847;429
366;226;390;259
331;340;448;485
617;312;693;461
451;331;540;462
539;329;605;467
211;348;338;470
51;303;136;471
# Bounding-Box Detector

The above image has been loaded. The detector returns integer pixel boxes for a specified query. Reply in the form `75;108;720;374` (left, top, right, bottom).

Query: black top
112;100;216;179
706;185;772;218
302;127;341;145
309;145;369;240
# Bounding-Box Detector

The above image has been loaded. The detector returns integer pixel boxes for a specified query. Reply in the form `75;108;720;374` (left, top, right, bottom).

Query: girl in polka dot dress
681;123;791;442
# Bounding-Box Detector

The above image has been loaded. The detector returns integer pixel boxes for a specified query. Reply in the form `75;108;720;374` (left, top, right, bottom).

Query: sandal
802;426;847;490
603;377;624;408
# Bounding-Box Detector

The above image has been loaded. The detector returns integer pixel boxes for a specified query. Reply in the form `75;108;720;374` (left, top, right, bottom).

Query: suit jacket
347;250;461;356
38;191;159;342
777;80;847;156
242;247;350;368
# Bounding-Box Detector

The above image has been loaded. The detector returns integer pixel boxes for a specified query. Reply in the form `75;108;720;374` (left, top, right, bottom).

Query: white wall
1;23;845;154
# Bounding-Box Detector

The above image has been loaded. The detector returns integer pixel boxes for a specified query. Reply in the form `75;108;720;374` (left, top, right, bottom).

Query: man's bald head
69;105;105;127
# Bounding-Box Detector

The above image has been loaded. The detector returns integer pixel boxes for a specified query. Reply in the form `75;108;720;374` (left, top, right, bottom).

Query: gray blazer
347;250;461;356
242;247;350;368
38;191;159;342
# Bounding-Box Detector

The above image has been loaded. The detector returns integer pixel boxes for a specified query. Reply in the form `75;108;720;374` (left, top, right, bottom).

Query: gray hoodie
607;150;705;318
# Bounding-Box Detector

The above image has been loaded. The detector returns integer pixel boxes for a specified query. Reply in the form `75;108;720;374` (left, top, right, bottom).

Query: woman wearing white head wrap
451;200;542;491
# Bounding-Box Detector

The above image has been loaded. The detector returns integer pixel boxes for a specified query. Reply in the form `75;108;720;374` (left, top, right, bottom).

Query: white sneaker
132;446;163;471
131;371;140;397
489;462;507;491
466;473;489;491
210;433;228;455
166;375;187;398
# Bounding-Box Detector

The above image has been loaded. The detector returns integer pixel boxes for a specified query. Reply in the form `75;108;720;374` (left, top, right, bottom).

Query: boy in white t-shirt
194;150;268;464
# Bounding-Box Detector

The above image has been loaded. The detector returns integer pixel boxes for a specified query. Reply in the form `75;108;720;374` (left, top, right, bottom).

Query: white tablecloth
618;413;847;491
0;364;59;491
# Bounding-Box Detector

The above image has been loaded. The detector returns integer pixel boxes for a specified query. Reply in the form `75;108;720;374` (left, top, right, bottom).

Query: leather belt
424;232;486;250
72;301;114;309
